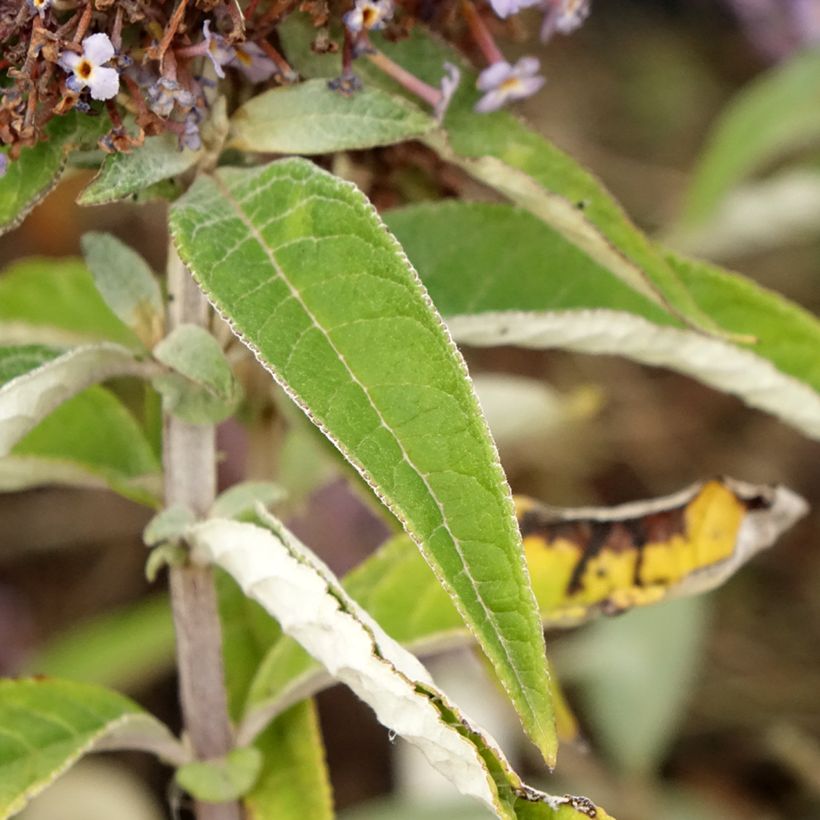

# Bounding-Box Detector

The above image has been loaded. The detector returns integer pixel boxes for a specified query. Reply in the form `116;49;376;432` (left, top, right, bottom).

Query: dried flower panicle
0;0;591;171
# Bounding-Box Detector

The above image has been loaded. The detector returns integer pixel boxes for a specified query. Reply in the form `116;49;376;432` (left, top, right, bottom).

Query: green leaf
229;78;434;155
0;112;106;235
0;678;185;817
188;514;613;820
143;505;196;547
81;233;164;348
0;343;148;456
384;201;820;440
152;324;241;424
277;22;716;335
210;481;286;521
681;48;820;226
170;157;555;763
28;597;175;693
3;386;162;505
217;570;282;721
243;478;805;741
244;701;334;820
176;746;263;803
77;133;201;206
0;258;137;348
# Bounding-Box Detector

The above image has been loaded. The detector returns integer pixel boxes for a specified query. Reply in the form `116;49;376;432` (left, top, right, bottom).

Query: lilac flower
58;33;120;101
146;77;196;118
343;0;394;34
541;0;591;41
475;56;544;113
490;0;541;18
232;43;279;84
27;0;50;19
202;20;236;79
0;154;8;178
435;62;461;120
181;113;202;152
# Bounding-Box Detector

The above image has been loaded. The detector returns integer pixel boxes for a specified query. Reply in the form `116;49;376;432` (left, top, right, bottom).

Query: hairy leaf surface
188;514;612;820
1;386;161;505
0;113;107;235
170;158;555;762
0;344;147;456
0;678;184;818
230;78;434;154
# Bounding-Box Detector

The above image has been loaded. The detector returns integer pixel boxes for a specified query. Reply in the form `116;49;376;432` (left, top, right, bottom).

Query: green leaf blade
0;112;106;235
4;386;162;505
230;78;435;155
170;158;556;763
385;201;820;440
0;678;182;817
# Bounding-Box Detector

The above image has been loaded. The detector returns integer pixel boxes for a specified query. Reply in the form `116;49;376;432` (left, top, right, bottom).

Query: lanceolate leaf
170;158;555;762
243;478;806;735
0;258;139;348
188;515;613;820
1;386;162;505
78;133;201;206
0;344;150;456
0;678;185;818
681;47;820;226
230;78;435;155
385;201;820;440
0;112;107;235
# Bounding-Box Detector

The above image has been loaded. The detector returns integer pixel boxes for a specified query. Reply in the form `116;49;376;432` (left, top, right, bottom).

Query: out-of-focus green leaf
78;133;201;206
81;233;164;348
3;386;162;505
681;48;820;226
555;598;709;775
28;596;175;692
176;747;263;803
170;157;556;764
244;701;334;820
0;343;148;456
384;201;820;440
0;678;184;818
210;482;286;522
230;78;434;155
0;258;137;348
152;324;241;424
0;112;107;235
217;571;282;721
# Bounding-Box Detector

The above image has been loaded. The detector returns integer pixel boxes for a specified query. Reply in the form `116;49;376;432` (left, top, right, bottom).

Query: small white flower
541;0;591;41
27;0;50;19
490;0;541;18
58;33;120;101
202;20;236;79
343;0;394;34
435;62;461;120
232;43;278;84
474;56;544;113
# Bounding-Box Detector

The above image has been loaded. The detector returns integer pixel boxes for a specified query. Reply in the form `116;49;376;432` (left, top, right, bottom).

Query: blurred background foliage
1;1;819;818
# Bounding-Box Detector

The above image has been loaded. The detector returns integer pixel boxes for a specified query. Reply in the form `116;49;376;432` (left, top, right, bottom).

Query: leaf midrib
203;167;545;739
